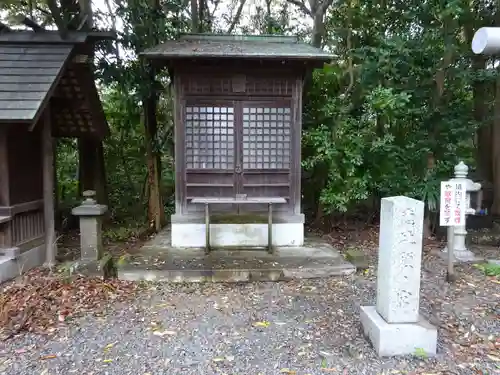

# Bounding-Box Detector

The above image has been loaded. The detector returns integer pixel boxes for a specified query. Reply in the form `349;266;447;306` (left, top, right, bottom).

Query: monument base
360;306;437;357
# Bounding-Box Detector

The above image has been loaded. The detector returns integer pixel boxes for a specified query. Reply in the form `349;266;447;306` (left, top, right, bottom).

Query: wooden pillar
42;109;56;266
0;126;9;207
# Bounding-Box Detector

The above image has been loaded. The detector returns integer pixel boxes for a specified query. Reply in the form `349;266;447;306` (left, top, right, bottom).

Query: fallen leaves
253;320;271;328
279;368;297;374
40;355;56;360
103;342;117;353
152;329;177;337
0;268;137;340
487;354;500;362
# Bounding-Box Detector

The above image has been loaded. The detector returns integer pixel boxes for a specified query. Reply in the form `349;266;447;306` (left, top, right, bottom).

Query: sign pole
446;226;456;282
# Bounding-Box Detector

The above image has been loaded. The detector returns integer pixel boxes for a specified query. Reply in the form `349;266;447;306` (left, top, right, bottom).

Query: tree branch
227;0;247;33
319;0;335;15
103;0;121;64
45;0;67;34
19;0;51;16
21;15;45;31
286;0;312;16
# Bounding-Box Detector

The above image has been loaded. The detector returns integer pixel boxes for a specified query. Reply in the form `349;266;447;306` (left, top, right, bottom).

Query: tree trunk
143;91;165;231
424;19;453;237
491;70;500;214
473;55;492;184
190;0;199;32
141;0;166;231
311;11;324;48
78;138;108;205
76;0;109;205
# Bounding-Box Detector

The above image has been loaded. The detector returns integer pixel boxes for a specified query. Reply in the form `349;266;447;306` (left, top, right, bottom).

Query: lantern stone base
440;247;483;263
171;222;304;248
360;306;437;357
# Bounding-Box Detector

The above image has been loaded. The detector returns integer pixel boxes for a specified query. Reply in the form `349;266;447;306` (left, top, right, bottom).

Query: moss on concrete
345;248;369;271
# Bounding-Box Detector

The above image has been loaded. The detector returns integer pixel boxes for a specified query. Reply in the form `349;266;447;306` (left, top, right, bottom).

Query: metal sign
440;180;466;227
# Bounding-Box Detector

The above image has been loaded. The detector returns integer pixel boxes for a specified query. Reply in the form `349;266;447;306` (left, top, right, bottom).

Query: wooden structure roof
0;30;114;139
141;34;332;63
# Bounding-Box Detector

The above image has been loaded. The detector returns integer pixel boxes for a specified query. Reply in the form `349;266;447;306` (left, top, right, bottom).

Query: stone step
117;264;355;283
0;247;20;260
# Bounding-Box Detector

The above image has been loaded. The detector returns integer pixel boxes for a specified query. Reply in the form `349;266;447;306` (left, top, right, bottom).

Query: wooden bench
190;196;287;254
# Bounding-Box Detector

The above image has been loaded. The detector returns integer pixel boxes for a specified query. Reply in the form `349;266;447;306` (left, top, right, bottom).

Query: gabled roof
0;30;114;139
0;43;72;122
140;34;332;62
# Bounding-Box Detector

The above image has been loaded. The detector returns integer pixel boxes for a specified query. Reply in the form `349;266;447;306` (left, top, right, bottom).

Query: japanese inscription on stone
376;196;424;324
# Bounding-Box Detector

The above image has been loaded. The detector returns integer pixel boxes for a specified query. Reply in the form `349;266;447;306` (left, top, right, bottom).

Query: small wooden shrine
0;24;113;283
142;34;331;249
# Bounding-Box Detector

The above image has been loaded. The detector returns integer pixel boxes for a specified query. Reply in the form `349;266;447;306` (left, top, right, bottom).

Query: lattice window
246;78;292;96
182;75;293;96
185;106;234;170
183;77;232;95
242;106;291;169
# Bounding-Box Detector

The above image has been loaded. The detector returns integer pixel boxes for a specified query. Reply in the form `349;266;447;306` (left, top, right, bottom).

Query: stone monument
360;196;437;357
72;190;108;261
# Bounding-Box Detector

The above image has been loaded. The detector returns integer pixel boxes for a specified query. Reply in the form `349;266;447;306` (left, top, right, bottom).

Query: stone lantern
442;162;482;262
71;190;108;261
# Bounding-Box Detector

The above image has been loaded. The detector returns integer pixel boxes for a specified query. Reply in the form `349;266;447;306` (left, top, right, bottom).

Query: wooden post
205;203;210;254
0;126;9;207
42;109;56;266
268;203;273;254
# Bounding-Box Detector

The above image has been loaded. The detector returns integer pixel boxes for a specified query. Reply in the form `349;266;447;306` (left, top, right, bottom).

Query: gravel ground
0;246;499;375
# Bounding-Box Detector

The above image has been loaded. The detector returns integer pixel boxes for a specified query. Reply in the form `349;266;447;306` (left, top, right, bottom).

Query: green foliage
414;347;428;359
8;0;496;231
103;225;145;242
302;0;484;218
474;263;500;277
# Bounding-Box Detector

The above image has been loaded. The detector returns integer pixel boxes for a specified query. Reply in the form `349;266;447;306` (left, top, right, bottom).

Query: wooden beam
42;108;56;266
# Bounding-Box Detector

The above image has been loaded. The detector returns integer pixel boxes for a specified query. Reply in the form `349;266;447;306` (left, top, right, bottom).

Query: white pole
446;226;455;282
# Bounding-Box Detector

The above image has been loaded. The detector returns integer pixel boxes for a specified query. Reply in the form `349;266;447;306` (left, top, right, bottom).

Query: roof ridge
179;34;299;44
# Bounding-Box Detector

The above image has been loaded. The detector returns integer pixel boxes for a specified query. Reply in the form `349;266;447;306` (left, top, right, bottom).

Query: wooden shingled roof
141;34;332;62
0;29;114;139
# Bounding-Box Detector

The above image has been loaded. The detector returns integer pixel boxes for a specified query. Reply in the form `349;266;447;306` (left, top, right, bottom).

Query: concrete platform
117;230;355;283
0;243;46;284
360;306;437;357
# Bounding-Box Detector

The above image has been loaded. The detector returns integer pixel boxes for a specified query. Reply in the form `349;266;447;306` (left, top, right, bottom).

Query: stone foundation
0;242;45;284
360;306;438;357
171;222;304;248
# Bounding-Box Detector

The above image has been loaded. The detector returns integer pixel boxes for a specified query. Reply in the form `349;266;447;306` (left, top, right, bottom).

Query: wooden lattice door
184;100;236;210
238;100;292;211
184;99;292;212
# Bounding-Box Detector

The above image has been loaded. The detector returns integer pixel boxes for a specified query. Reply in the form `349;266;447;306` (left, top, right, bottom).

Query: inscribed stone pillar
376;196;424;323
360;196;437;357
72;190;108;261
